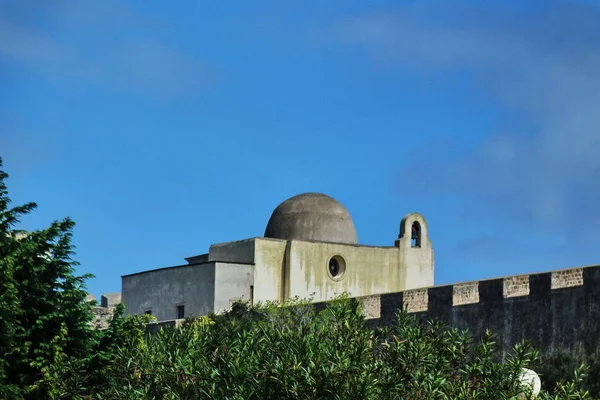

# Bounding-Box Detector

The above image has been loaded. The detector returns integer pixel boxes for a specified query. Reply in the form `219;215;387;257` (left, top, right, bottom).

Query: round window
329;258;340;277
327;255;346;280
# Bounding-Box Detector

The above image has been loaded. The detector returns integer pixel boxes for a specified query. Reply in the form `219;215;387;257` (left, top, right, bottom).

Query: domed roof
264;193;358;244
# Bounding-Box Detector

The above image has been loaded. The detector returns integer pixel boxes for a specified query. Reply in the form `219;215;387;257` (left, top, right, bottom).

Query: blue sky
2;0;600;298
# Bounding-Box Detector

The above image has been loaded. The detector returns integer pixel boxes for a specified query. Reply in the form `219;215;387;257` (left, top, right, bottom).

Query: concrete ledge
146;318;185;333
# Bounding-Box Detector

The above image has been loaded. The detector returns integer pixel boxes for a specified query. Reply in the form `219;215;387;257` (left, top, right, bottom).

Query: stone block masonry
403;288;428;313
453;282;479;306
359;295;381;319
504;275;530;298
88;292;122;330
551;268;583;289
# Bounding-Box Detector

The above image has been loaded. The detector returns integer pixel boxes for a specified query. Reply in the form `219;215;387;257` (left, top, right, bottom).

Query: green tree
0;157;96;399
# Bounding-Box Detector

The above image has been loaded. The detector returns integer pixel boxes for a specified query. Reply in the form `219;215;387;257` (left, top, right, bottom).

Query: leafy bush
42;298;593;399
536;347;600;397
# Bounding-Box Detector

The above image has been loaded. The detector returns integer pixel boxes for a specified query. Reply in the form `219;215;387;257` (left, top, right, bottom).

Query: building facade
122;192;435;322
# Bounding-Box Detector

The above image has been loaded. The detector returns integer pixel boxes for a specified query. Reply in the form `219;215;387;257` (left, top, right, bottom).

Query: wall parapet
403;289;428;313
453;282;479;306
146;318;185;333
503;275;530;298
140;263;600;359
551;268;583;289
354;265;598;321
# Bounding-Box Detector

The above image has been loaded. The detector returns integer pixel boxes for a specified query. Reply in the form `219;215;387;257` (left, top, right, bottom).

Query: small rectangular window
144;310;152;315
250;285;254;306
176;305;185;319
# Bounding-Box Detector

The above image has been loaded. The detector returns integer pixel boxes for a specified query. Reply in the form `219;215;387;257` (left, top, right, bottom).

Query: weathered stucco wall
396;213;434;290
252;212;434;305
338;265;600;358
209;239;255;264
126;211;436;321
121;263;216;321
253;238;287;303
286;241;404;302
251;213;435;305
214;262;254;314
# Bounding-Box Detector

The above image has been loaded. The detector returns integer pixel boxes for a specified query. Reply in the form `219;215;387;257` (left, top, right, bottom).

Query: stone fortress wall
87;292;122;329
142;264;600;359
335;265;600;358
148;264;600;360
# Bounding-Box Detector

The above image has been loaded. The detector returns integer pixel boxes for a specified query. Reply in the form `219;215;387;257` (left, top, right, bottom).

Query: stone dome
264;193;358;244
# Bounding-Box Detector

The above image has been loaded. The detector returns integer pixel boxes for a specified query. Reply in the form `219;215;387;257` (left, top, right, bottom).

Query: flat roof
210;236;399;249
121;260;254;279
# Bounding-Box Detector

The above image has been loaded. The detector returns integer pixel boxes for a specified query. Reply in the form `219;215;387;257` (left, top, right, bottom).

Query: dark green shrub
42;297;593;399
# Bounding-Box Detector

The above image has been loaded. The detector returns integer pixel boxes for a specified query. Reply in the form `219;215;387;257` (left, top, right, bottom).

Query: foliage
0;157;97;399
537;347;600;397
43;297;594;399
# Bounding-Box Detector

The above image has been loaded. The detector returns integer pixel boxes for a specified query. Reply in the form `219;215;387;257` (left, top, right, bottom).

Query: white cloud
0;0;214;98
